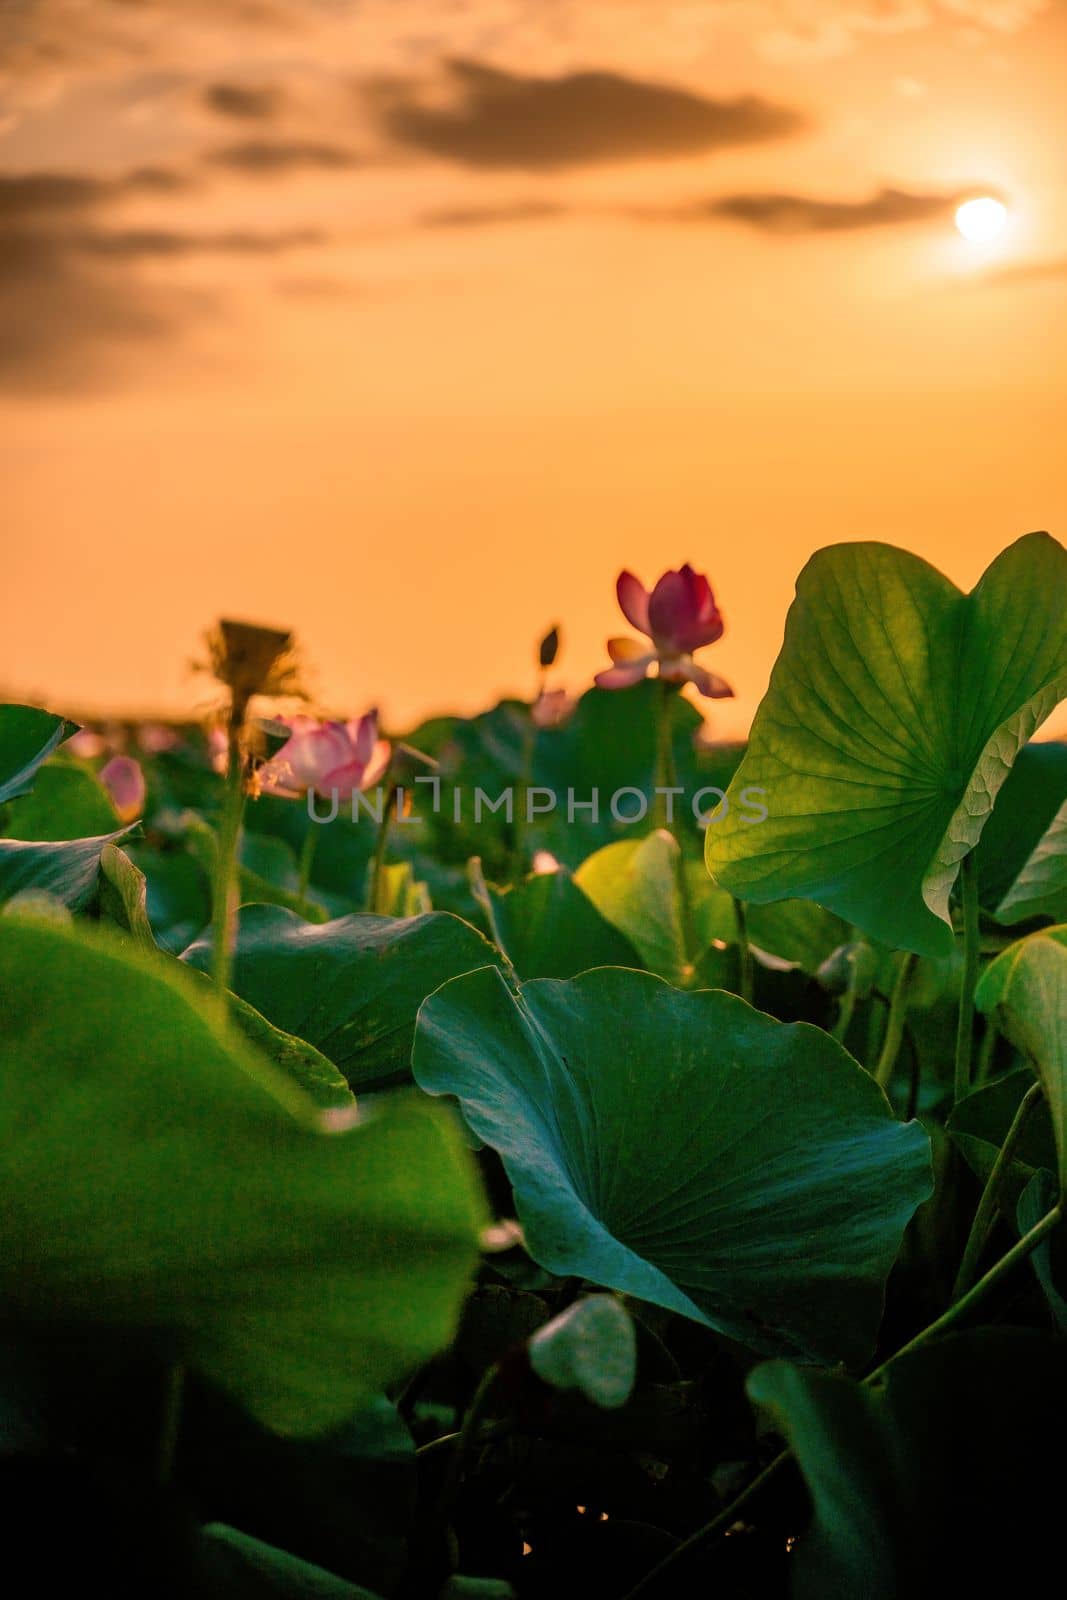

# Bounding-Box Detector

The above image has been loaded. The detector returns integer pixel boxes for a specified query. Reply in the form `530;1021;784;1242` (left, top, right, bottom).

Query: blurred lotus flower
207;726;229;774
99;755;145;823
137;723;180;755
531;688;576;729
531;850;562;875
595;564;733;699
67;728;106;760
260;711;390;800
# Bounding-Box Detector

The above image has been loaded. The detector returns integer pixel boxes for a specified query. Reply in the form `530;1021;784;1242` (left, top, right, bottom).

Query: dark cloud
202;82;284;120
0;167;187;220
72;226;325;258
420;199;568;228
379;58;805;169
685;185;969;233
0;165;323;392
205;141;360;174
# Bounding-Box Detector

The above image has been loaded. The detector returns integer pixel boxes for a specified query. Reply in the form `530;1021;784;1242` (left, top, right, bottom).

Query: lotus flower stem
366;782;397;912
950;1078;1045;1301
954;849;981;1104
831;950;861;1044
621;1196;1064;1600
873;951;916;1090
210;712;248;1001
654;679;699;968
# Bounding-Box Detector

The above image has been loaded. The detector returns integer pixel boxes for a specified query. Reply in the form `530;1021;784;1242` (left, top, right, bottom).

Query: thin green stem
874;951;916;1090
210;714;247;1002
832;951;861;1044
621;1449;792;1600
296;824;318;913
733;897;753;1005
866;1200;1062;1384
432;1364;499;1534
366;783;396;912
954;849;981;1104
653;677;674;832
620;1199;1063;1600
975;1019;1000;1086
951;1078;1045;1300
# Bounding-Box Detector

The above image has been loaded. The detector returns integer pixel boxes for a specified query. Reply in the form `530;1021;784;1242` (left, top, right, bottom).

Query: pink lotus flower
594;564;733;699
260;711;390;800
100;756;145;823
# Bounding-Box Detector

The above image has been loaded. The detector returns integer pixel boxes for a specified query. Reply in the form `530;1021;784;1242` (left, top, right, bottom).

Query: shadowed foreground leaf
749;1330;1067;1596
0;916;484;1436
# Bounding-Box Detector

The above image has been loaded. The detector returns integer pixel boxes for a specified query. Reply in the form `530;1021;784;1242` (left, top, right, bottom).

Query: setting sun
955;195;1009;243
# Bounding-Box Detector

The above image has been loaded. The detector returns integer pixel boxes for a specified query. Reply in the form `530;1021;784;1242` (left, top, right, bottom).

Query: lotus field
6;533;1067;1597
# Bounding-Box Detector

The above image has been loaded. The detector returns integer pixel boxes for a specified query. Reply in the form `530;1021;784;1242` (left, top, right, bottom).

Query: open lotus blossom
99;755;145;823
594;564;733;699
259;711;391;800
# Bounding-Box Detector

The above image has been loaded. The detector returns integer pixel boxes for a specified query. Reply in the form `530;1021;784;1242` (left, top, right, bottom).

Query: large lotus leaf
413;966;932;1365
3;762;120;842
182;904;502;1092
976;741;1067;923
487;868;640;980
0;705;77;805
0;916;484;1436
748;1330;1067;1597
0;826;134;910
975;925;1067;1187
706;535;1067;957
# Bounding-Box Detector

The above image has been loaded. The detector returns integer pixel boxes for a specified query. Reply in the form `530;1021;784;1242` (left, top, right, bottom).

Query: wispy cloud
0;167;325;391
202;81;285;120
378;59;806;170
419;200;569;228
661;185;972;233
205;141;361;174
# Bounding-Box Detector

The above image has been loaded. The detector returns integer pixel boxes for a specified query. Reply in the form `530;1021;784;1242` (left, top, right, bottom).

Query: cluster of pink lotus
76;564;731;807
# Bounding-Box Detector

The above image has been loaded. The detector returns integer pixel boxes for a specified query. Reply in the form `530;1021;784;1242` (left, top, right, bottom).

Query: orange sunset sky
2;0;1065;738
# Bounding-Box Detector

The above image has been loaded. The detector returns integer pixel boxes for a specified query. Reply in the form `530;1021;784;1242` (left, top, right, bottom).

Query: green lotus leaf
486;867;640;980
528;1295;637;1409
182;904;503;1092
706;534;1067;957
0;705;77;805
975;924;1067;1187
413;965;932;1365
4;762;120;841
0;826;134;911
0;916;484;1436
976;741;1067;923
748;1330;1067;1597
